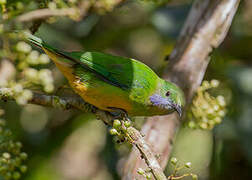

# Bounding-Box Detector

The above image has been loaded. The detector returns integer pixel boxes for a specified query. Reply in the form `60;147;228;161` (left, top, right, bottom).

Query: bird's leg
122;112;131;122
107;107;131;122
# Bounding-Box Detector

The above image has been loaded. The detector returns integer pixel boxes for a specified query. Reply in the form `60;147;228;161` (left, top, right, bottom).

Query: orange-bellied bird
25;32;185;117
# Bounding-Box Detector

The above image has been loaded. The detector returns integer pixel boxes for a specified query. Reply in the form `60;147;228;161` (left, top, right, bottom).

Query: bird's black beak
173;104;182;117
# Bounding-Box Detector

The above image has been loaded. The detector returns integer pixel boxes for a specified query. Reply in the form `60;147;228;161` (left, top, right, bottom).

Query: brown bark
122;0;240;179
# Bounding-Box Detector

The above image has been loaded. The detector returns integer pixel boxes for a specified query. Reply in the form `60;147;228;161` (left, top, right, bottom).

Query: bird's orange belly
70;79;132;113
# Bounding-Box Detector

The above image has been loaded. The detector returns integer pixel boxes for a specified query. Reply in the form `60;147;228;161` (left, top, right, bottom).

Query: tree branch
16;0;125;23
122;0;240;179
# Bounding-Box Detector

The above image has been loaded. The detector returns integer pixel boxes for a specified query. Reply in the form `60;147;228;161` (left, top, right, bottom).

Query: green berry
26;50;39;65
22;90;33;100
12;84;23;94
137;168;145;175
217;96;226;107
146;173;151;179
38;54;50;64
2;152;11;159
16;41;31;53
20;152;28;160
44;84;54;93
207;108;214;115
185;162;192;168
20;165;27;173
16;96;27;105
16;2;24;10
202;81;210;88
192;174;198;180
214;117;222;124
109;128;118;136
210;79;219;88
0;0;6;5
16;142;22;148
0;119;5;126
0;157;7;163
38;69;52;83
218;110;225;117
170;157;178;165
188;121;196;128
113;120;121;129
13;172;21;179
124;121;131;128
24;68;38;80
48;2;57;9
199;122;208;129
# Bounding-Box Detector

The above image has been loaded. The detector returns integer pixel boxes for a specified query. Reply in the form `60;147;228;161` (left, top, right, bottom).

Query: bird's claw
108;107;131;122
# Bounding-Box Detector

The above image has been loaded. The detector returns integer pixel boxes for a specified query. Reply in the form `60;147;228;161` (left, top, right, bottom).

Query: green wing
71;51;132;89
60;51;158;90
41;45;159;92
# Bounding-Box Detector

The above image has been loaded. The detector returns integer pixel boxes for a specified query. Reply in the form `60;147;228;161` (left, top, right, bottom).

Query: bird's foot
107;107;131;122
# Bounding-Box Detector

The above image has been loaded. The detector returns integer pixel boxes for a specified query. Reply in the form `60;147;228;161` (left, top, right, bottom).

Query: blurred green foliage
0;0;252;180
0;110;27;180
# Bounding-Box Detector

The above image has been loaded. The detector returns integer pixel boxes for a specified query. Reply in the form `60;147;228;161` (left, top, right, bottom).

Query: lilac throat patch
149;94;171;107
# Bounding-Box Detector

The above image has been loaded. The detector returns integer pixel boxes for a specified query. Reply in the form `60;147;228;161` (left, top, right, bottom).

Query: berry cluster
168;157;197;180
109;119;132;143
187;80;227;130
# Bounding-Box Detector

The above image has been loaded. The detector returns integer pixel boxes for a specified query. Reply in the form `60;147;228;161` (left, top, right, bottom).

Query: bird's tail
24;32;57;54
23;32;76;67
24;32;44;48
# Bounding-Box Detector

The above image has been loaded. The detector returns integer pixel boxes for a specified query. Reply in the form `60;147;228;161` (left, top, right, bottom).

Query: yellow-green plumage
26;33;185;117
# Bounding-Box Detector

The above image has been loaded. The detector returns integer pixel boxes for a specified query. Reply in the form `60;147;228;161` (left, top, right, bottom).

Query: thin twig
16;8;77;22
126;127;167;180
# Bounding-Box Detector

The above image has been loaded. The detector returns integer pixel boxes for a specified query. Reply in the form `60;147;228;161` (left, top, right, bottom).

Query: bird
25;32;185;118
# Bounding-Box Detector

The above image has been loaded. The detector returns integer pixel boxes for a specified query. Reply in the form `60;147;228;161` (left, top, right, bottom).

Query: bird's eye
166;91;170;97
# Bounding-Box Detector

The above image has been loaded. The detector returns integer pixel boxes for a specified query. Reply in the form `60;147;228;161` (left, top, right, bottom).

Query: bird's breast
69;76;133;113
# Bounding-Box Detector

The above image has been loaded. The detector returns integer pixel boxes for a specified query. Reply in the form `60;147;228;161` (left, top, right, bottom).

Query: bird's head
149;79;185;117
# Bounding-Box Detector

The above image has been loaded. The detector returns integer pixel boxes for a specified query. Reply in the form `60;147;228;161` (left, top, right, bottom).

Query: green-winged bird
25;32;185;117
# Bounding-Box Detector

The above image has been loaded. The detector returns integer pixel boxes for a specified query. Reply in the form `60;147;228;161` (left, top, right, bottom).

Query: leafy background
1;0;252;179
